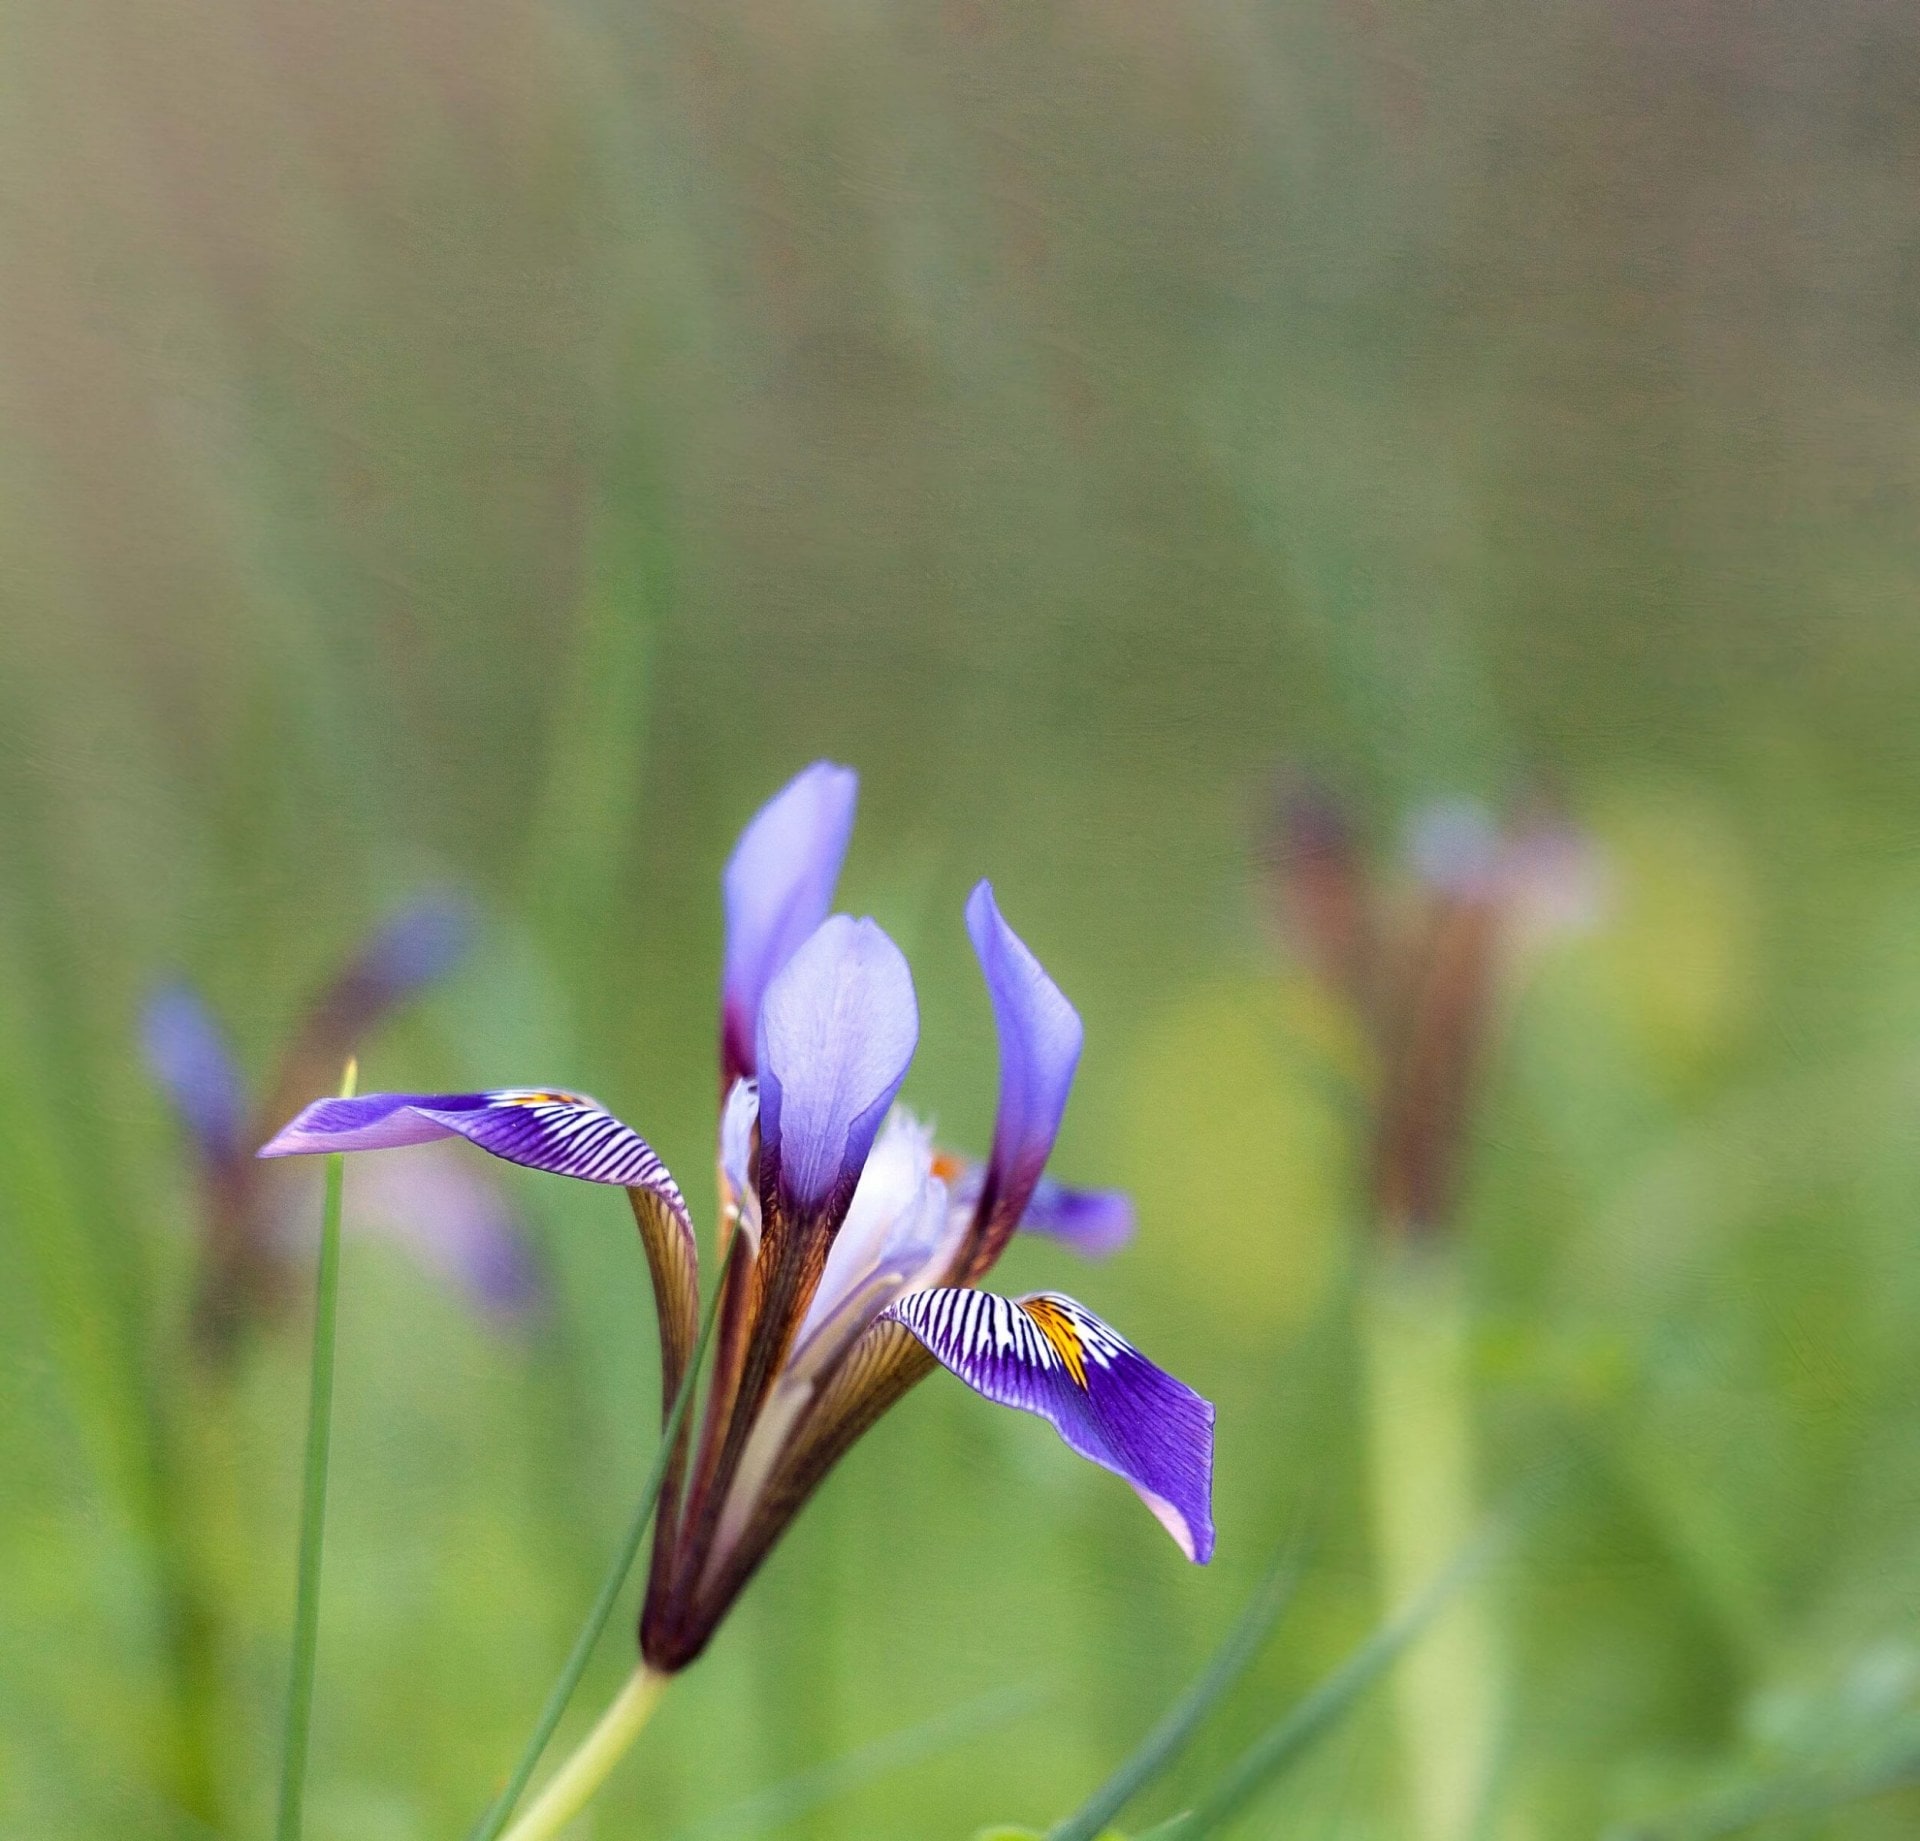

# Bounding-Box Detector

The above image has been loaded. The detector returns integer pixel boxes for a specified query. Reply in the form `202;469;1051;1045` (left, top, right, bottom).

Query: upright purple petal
722;763;859;1085
756;916;917;1213
143;984;249;1165
885;1287;1215;1562
956;883;1084;1277
259;1089;687;1212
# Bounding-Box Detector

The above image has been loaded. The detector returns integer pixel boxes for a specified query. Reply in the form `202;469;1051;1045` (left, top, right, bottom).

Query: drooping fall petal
885;1287;1216;1563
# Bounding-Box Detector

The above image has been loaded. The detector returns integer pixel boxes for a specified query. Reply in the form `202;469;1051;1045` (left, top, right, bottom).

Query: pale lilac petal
884;1287;1215;1562
965;882;1084;1234
1017;1178;1136;1256
143;984;249;1164
1405;799;1502;899
799;1109;954;1344
722;763;858;1084
719;1076;764;1253
344;1148;541;1316
756;916;917;1212
259;1088;688;1218
720;1077;760;1200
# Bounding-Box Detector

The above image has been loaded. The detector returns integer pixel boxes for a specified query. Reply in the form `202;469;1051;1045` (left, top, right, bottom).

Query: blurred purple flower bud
143;984;249;1167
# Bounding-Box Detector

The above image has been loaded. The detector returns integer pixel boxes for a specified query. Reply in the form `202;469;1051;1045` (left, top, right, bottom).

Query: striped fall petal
883;1288;1216;1564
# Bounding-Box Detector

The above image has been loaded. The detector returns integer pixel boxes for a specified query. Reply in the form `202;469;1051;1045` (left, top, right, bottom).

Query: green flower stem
275;1057;357;1841
467;1226;736;1841
1358;1239;1503;1841
496;1664;670;1841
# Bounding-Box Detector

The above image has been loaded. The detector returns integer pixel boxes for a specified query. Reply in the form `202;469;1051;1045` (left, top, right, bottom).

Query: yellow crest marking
500;1089;588;1108
1021;1297;1089;1388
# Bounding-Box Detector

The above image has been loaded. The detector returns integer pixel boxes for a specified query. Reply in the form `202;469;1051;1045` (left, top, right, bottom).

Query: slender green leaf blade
1049;1533;1307;1841
275;1060;357;1841
1171;1520;1508;1838
466;1227;736;1841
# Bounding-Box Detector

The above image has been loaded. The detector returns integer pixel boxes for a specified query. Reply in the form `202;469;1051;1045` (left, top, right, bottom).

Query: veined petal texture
722;763;858;1084
885;1287;1215;1563
260;1089;686;1212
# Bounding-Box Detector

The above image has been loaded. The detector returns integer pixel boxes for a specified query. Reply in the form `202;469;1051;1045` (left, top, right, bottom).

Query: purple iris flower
144;895;538;1352
263;764;1214;1672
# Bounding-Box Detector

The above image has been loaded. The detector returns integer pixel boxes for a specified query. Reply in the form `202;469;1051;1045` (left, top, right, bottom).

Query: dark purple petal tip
723;763;859;1082
885;1287;1215;1563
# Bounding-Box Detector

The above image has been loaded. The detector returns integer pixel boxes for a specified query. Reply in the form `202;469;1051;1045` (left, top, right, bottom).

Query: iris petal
259;1089;686;1209
722;763;859;1085
956;883;1084;1278
329;1147;541;1317
884;1287;1215;1563
143;984;249;1165
261;1086;700;1425
756;916;917;1213
1016;1178;1136;1256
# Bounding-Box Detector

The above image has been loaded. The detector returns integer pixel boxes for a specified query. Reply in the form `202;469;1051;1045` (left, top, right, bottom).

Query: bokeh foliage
5;0;1920;1835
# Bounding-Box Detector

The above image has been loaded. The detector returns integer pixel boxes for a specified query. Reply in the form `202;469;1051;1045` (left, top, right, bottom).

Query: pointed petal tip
254;1090;687;1215
964;886;1084;1242
886;1288;1214;1564
722;764;862;1081
1018;1180;1136;1257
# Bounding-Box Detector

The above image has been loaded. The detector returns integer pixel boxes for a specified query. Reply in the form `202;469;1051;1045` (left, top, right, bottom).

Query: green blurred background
6;0;1920;1835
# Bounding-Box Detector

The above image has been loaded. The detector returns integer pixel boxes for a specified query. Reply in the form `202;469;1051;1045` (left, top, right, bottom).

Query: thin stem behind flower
467;1225;738;1841
274;1057;357;1841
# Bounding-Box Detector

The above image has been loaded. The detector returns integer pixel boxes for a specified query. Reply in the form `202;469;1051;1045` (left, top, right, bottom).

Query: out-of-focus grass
5;0;1920;1836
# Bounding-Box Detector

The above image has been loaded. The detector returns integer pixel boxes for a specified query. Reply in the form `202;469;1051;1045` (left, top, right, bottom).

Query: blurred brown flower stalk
1267;777;1598;1841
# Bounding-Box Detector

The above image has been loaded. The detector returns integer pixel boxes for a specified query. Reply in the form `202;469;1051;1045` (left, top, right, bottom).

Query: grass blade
1152;1518;1510;1839
1610;1746;1920;1841
1048;1531;1308;1841
274;1058;357;1841
671;1683;1046;1841
466;1227;735;1841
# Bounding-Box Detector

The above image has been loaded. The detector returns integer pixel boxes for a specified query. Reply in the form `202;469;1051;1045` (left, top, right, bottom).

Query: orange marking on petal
501;1089;588;1107
1021;1297;1088;1387
930;1150;965;1183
